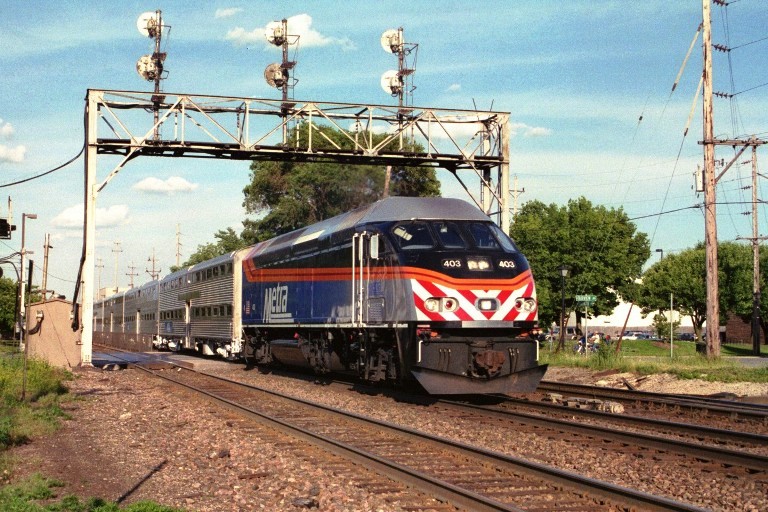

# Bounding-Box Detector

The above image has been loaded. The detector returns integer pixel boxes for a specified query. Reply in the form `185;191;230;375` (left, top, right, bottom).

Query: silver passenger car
155;250;247;358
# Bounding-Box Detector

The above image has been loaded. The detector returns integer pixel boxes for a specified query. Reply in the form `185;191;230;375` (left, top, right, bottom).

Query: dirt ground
4;365;767;509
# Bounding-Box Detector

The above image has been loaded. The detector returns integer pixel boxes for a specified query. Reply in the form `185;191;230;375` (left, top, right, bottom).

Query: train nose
471;349;506;378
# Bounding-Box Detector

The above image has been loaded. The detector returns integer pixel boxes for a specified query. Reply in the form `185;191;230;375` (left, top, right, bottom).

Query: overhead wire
0;144;84;188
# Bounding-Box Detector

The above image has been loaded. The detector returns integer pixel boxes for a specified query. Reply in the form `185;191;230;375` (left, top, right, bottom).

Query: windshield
391;220;518;252
392;222;435;250
433;221;467;248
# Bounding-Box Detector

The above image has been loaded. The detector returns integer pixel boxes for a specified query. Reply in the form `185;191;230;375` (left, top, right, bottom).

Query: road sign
575;294;596;304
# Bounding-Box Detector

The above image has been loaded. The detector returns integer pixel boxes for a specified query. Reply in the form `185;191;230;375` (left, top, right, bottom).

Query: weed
540;340;768;383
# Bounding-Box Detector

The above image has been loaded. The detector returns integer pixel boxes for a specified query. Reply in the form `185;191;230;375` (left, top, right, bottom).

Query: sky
1;1;767;300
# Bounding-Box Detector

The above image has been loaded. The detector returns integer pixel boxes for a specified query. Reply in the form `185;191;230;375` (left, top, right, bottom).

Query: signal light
0;218;15;239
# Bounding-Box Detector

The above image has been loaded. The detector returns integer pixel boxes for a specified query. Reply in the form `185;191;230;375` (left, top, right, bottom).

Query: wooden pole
702;0;720;357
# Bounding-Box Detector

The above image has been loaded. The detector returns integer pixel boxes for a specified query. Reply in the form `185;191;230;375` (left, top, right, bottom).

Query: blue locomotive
94;196;546;394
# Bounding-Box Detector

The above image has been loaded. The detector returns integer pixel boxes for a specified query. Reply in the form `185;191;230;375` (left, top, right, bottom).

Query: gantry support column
500;114;511;233
80;91;99;366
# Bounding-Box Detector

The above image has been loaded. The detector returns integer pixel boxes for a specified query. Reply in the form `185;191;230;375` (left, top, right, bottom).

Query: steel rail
497;395;768;446
436;399;768;472
130;362;521;512
538;380;768;419
129;360;707;512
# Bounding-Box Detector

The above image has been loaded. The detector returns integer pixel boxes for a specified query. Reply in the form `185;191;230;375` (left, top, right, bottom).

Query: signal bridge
80;89;514;365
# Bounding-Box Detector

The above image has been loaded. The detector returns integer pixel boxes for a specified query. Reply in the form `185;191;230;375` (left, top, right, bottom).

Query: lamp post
655;248;664;260
558;265;570;350
18;213;37;347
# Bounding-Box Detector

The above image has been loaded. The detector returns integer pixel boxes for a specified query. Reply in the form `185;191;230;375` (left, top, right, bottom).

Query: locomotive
93;196;546;394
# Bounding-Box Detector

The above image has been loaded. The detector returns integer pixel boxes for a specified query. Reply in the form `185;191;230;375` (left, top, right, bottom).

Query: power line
629;204;701;221
628;200;764;221
0;144;84;188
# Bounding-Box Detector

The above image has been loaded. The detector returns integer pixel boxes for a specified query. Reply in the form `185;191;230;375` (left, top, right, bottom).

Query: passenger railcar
153;252;245;358
94;196;546;394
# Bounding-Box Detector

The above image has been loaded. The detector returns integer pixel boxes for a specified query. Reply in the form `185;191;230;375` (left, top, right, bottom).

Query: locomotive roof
246;197;490;259
354;196;490;223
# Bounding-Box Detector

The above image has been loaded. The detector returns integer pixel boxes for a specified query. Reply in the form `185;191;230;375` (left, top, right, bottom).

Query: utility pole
737;141;766;356
702;0;719;357
702;1;767;356
175;223;182;268
510;175;524;222
126;262;139;288
112;241;122;293
383;166;392;198
41;233;52;300
95;257;104;300
749;143;763;356
146;248;162;280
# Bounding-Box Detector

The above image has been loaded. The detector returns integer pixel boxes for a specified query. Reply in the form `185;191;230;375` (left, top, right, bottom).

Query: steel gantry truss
80;88;512;364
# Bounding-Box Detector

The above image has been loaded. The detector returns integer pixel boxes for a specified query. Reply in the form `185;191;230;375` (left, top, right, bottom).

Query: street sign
575;294;596;304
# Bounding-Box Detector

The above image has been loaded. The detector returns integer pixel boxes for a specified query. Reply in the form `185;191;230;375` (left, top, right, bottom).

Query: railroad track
494;395;768;451
536;380;768;420
435;398;768;471
122;358;705;511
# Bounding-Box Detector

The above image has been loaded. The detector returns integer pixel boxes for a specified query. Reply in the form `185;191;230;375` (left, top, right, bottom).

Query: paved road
734;357;768;368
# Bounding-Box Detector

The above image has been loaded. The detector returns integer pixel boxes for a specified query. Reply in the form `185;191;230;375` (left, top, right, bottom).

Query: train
93;196;546;394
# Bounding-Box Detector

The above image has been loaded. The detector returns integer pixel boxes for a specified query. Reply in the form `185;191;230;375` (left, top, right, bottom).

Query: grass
0;473;183;511
540;339;768;383
0;355;71;456
0;346;184;512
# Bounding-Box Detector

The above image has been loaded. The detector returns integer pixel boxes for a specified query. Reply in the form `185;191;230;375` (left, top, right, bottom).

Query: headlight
514;297;537;312
466;256;491;271
476;298;498;311
425;298;441;312
424;297;459;312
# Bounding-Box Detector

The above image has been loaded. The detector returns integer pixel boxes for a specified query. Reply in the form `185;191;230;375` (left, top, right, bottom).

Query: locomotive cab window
468;223;501;250
392;222;435;250
488;223;519;252
433;221;466;249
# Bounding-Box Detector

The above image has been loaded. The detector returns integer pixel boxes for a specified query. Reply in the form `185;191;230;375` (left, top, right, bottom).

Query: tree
652;313;680;341
638;248;707;340
173;228;248;271
0;276;18;337
509;197;650;348
241;124;440;242
640;242;768;346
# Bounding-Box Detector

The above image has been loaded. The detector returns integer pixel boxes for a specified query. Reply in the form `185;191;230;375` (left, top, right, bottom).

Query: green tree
509;197;650;348
0;276;18;337
641;242;768;346
173;228;248;271
652;313;680;341
638;246;707;340
242;124;440;242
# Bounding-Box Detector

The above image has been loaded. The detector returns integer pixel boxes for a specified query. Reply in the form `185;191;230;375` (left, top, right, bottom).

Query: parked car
678;333;696;341
551;326;581;340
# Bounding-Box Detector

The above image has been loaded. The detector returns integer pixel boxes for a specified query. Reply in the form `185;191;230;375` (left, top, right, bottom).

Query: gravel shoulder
5;363;768;511
546;366;768;397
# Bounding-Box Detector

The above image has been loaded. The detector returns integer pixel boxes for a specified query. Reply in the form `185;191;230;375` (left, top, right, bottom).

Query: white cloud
509;122;552;138
226;13;354;50
523;126;552;137
0;144;26;163
1;120;14;138
52;204;130;229
447;84;461;92
132;176;199;194
0;119;24;162
215;7;243;19
225;26;260;45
